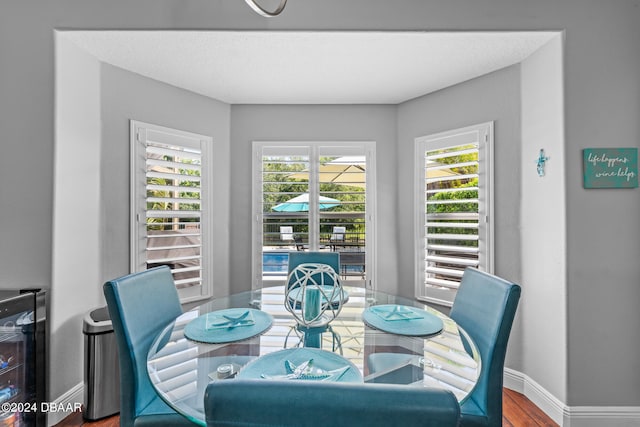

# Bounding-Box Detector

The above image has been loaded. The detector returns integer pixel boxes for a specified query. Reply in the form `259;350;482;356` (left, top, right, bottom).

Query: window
131;121;213;302
252;142;375;290
415;122;493;306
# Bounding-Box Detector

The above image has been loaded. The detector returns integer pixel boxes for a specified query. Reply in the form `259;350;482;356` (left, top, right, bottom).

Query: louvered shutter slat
144;138;203;289
426;255;480;267
148;184;202;194
427;244;479;254
147;171;202;182
147;211;201;219
420;131;486;304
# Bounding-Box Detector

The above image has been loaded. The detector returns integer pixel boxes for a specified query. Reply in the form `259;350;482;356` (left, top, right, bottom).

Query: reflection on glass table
147;286;481;426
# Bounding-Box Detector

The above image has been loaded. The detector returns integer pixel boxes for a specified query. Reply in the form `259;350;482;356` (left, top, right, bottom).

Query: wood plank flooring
54;388;558;427
502;388;558;427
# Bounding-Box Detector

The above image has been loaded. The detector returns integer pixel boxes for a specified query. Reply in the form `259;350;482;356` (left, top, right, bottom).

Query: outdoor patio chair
329;226;346;251
293;235;307;251
280;226;294;246
339;251;365;279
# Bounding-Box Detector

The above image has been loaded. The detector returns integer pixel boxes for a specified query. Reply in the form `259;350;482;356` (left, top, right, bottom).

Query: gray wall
53;36;232;405
53;34;104;399
397;65;523;293
99;62;232;294
520;36;567;403
396;60;526;371
398;40;568;405
1;0;639;418
230;104;398;294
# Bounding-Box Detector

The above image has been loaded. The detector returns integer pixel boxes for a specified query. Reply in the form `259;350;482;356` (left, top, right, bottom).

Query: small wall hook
537;149;550;177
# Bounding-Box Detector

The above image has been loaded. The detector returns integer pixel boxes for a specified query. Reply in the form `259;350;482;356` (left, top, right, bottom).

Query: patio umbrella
272;193;340;212
317;156;367;187
287;156;366;188
288;156;458;188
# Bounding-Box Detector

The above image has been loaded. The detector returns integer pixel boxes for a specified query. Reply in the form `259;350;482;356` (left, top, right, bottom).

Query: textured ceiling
63;30;557;104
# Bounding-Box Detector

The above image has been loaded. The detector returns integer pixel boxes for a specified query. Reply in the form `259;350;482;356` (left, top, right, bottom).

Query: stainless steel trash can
83;307;120;420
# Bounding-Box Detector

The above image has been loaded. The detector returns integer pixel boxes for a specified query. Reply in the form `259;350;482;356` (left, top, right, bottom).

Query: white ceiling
63;30;558;105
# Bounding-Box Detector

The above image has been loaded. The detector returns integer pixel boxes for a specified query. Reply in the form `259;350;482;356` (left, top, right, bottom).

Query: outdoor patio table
147;285;481;426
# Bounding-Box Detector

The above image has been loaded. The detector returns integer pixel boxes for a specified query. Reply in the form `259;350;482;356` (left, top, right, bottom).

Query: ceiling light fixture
244;0;287;17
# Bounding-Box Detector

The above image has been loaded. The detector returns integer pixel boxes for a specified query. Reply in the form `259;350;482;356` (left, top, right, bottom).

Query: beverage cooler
0;290;46;427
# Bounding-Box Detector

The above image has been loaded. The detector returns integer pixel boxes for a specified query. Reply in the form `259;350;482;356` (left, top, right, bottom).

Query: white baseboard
50;373;640;427
504;368;566;425
504;368;640;427
563;407;640;427
503;367;525;393
47;382;84;427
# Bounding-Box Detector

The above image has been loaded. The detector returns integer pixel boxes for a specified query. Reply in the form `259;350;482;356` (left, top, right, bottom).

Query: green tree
426;178;478;214
147;157;201;229
427;178;478;246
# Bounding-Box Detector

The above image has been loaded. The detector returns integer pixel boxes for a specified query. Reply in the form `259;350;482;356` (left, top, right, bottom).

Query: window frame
252;141;376;291
414;122;494;306
130;120;213;303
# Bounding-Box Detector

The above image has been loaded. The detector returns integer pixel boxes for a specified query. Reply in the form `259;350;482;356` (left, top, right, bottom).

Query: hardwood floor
502;388;558;427
54;388;558;427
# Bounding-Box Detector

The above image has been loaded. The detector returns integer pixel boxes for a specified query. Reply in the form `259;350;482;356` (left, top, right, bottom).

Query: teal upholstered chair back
288;251;340;286
449;268;521;427
103;266;192;426
204;380;460;427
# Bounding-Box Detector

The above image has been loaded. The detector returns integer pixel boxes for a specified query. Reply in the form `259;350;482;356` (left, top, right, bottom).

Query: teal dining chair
204;380;461;427
286;251;342;348
103;266;196;426
366;268;520;427
449;267;521;427
287;251;340;286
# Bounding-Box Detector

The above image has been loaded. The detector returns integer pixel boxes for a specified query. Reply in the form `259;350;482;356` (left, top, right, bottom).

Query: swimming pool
262;251;365;277
262;252;289;273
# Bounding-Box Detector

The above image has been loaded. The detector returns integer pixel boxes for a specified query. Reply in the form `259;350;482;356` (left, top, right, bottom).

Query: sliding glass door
253;142;375;289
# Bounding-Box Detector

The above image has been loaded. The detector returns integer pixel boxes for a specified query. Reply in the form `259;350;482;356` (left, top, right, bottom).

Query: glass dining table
147;285;481;426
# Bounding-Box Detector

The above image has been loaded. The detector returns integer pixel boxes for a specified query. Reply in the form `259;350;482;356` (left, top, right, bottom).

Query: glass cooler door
0;292;39;427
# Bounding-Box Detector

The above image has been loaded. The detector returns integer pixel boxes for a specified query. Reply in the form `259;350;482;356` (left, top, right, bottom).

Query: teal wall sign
583;148;638;188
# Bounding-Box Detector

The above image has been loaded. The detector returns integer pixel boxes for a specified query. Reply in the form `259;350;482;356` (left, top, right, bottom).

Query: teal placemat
237;348;362;383
362;304;443;337
184;308;273;344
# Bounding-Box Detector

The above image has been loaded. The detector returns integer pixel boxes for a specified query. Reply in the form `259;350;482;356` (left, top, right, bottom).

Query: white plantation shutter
252;142;374;289
147;313;199;402
260;145;310;257
131;121;212;302
415;123;493;306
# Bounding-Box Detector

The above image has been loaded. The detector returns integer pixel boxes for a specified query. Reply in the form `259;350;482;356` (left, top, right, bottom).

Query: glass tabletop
147;285;481;426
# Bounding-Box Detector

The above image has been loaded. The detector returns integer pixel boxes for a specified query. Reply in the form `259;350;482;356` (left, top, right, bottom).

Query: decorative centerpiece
285;263;345;327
